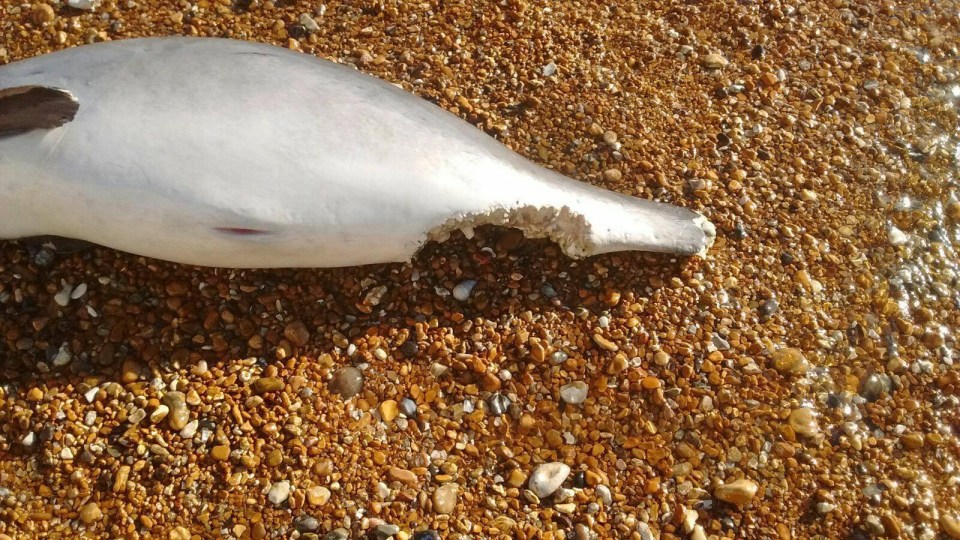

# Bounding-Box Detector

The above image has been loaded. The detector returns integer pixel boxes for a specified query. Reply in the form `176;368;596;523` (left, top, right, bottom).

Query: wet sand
1;0;959;539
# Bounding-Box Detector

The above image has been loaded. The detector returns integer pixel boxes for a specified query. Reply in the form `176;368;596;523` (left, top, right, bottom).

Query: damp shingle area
1;1;959;539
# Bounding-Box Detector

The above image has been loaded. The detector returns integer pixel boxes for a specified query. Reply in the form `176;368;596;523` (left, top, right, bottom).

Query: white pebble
70;283;88;299
52;345;72;367
67;0;99;9
54;283;73;307
888;226;909;246
528;462;570;498
542;62;557;76
268;480;291;505
453;280;477;301
299;13;320;32
596;484;612;506
559;381;588;405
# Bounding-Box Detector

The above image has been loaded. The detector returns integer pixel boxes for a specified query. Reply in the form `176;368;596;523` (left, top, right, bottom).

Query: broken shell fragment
0;37;715;268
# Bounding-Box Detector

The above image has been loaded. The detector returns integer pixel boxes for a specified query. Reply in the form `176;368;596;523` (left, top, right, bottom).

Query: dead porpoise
0;37;714;268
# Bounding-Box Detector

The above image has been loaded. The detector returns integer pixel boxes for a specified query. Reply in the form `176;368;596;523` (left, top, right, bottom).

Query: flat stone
388;466;418;486
251;377;284;394
703;53;729;68
559;381;588;405
714;478;758;506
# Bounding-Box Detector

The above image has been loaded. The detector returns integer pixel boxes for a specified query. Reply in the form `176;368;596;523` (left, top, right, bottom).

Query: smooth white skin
0;37;714;268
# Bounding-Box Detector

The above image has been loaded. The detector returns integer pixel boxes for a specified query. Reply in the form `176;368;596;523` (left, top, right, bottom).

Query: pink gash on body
0;37;715;269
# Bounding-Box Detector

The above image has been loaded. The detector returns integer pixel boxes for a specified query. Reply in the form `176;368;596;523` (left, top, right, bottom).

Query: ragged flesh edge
423;205;592;258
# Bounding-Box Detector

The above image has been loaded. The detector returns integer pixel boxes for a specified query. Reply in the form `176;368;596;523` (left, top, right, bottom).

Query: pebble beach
2;0;959;539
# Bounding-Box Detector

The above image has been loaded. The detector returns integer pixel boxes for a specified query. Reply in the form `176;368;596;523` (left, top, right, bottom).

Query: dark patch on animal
0;85;79;135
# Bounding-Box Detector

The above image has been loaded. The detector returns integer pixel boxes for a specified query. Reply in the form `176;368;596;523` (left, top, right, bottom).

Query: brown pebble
283;320;310;346
211;445;230;461
592;334;619;352
771;348;809;376
31;3;55;24
329;366;364;398
942;514;960;539
78;502;102;524
379;399;399;422
388;466;418;486
251;377;284;394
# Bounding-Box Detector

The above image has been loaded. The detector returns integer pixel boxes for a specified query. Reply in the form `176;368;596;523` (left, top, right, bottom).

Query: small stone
169;526;191;540
888;226;909;246
54;283;72;306
559;381;588;405
399;398;417;417
758;298;779;318
592;333;618;352
295;515;320;532
26;387;43;402
388;466;418;486
859;373;892;401
788;407;819;438
150;405;169;423
162;392;190;430
714;478;758;506
603;169;622;182
880;514;902;537
433;483;458;514
596;484;612;506
529;462;570;498
506;469;527;487
329;366;364;398
901;432;924;450
267;481;291;505
284;320;310;346
940;514;960;539
453;280;477;301
179;420;199;439
67;0;98;10
703;53;729;69
211;445;230;461
252;377;284;394
772;348;809;376
542;62;557;76
760;72;779;87
324;529;350;540
306;486;331;506
487;393;510;415
121;358;141;383
298;13;320;32
79;502;102;524
375;523;400;539
379;399;399;422
266;448;283;467
31;4;56;24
